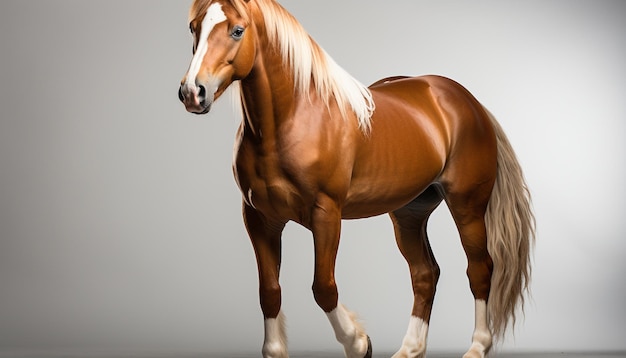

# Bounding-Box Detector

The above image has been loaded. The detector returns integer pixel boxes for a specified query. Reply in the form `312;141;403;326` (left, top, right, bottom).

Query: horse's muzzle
178;82;212;114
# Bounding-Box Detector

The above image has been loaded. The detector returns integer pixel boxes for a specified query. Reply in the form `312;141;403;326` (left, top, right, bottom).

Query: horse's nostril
198;85;207;99
178;86;185;102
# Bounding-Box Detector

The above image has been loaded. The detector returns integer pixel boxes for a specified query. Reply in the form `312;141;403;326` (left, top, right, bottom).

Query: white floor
218;353;626;358
2;352;625;358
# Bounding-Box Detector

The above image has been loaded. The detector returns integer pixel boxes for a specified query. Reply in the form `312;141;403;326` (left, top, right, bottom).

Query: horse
177;0;535;357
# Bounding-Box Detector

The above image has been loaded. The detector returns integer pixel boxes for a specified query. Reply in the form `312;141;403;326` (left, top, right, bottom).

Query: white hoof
262;312;288;358
391;316;428;358
326;304;370;358
462;346;485;358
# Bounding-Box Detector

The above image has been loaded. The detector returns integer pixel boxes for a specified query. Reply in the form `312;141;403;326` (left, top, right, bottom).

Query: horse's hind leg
390;186;443;358
443;177;495;358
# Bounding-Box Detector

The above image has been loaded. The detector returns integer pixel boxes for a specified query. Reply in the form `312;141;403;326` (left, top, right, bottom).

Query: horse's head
179;0;255;114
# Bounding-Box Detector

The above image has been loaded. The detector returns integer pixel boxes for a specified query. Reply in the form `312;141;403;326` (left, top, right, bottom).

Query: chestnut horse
178;0;535;357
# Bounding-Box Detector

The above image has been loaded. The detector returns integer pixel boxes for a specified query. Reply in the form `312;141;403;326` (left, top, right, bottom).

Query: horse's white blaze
463;299;493;358
392;316;429;358
185;3;227;90
326;304;369;358
263;311;288;358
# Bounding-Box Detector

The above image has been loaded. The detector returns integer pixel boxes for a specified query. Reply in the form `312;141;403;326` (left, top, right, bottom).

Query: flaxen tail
484;109;536;340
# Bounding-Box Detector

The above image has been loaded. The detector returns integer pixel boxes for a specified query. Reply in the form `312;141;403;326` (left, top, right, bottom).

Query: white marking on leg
463;299;493;358
247;188;256;209
391;316;428;358
185;3;227;88
326;304;369;358
263;310;288;358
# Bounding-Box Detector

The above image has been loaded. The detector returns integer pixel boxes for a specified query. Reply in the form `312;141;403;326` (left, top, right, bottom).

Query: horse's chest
234;147;307;222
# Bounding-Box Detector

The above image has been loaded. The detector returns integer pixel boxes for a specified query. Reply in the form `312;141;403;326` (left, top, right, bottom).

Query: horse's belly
342;169;439;219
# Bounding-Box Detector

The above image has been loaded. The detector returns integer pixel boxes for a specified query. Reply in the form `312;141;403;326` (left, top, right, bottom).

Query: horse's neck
239;41;299;142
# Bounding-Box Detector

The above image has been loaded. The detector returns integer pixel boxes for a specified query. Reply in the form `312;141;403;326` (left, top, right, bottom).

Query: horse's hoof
364;335;372;358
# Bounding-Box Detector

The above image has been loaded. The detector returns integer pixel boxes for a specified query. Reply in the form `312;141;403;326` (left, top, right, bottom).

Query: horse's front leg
310;196;372;358
243;203;288;358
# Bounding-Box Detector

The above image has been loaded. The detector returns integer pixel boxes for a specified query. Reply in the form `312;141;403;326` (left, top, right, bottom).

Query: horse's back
370;75;488;122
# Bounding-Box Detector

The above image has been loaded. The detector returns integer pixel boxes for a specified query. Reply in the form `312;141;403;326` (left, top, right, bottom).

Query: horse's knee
260;283;282;318
411;264;440;298
409;264;440;319
312;279;338;312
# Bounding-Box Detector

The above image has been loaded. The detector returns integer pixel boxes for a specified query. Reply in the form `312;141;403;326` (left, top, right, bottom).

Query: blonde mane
253;0;375;133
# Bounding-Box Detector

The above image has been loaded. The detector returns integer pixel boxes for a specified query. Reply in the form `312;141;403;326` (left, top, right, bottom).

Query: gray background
1;0;625;356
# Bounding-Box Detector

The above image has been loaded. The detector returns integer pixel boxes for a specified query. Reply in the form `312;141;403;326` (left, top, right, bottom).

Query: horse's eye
231;26;245;40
